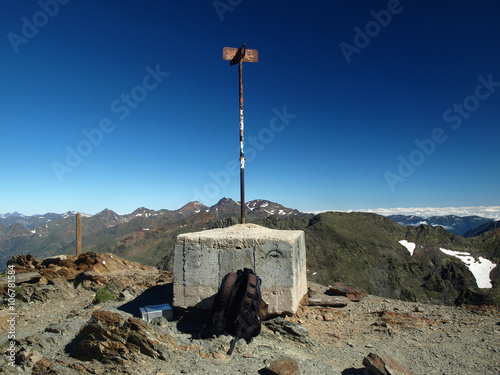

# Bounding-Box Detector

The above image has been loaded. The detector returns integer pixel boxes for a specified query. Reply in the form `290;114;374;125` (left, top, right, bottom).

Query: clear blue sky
1;0;499;215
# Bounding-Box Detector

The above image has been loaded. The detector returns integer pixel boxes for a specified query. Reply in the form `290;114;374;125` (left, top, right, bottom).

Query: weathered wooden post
223;43;258;224
76;213;82;256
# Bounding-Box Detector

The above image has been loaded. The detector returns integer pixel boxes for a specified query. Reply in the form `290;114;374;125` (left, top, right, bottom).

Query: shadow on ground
342;368;368;375
118;283;173;317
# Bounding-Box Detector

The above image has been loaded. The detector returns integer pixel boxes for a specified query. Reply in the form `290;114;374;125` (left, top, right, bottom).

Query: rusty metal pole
76;213;81;256
239;59;245;224
222;43;258;224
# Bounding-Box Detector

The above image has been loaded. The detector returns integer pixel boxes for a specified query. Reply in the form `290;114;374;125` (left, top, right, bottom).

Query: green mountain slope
255;212;497;306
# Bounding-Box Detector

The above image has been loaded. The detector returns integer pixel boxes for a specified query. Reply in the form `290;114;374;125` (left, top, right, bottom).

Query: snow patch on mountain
439;248;497;288
399;240;416;256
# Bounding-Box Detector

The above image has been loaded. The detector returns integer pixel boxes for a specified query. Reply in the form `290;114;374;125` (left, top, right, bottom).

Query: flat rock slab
363;353;414;375
329;282;367;302
307;295;351;307
173;224;307;314
0;272;41;286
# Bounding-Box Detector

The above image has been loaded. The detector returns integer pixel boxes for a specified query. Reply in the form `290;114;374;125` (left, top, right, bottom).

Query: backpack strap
214;272;239;331
200;272;239;338
220;273;239;309
243;270;258;309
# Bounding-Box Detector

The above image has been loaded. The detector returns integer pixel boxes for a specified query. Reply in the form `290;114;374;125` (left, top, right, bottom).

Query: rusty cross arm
222;46;259;64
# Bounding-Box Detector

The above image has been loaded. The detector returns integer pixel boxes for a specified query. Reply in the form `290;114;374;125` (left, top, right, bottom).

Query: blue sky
1;0;499;215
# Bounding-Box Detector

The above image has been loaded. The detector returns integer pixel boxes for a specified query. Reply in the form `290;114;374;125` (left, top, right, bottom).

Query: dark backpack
203;268;267;355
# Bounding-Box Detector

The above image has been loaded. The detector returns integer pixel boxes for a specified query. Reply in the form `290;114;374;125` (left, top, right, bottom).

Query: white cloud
347;206;500;220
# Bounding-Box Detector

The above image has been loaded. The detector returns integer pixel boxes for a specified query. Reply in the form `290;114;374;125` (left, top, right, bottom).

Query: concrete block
173;223;307;314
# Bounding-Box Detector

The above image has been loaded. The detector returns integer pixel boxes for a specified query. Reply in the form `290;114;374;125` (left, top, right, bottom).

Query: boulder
74;310;176;362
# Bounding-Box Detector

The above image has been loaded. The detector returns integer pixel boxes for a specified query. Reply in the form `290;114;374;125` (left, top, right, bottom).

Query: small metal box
140;303;173;322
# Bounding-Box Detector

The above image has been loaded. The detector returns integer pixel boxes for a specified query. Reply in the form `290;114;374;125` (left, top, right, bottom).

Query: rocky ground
1;253;500;375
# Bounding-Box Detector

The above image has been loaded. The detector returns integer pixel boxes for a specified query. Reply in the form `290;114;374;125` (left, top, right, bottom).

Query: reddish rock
329;282;367;302
363;353;414;375
267;356;299;375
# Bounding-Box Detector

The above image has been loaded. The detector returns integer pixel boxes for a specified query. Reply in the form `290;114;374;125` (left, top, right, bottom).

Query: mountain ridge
0;198;302;270
1;199;499;306
464;220;500;237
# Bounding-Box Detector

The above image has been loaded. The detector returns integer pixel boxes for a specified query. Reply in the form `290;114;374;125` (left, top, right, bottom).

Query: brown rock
267;356;299;375
363;353;414;375
32;358;57;375
16;346;43;367
32;358;78;375
307;295;350;307
211;350;230;361
8;254;36;269
74;310;177;362
329;282;367;302
375;311;421;327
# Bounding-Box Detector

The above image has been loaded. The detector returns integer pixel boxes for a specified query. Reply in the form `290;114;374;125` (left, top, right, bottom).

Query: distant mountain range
1;199;499;306
0;211;79;229
3;204;497;236
386;215;493;236
0;198;299;230
0;198;300;269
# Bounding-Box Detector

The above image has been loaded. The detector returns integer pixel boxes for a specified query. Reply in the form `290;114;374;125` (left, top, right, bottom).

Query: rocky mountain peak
177;201;209;215
94;209;126;227
214;197;237;206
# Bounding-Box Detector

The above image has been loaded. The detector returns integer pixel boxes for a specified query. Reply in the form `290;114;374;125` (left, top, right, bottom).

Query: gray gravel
1;282;500;375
